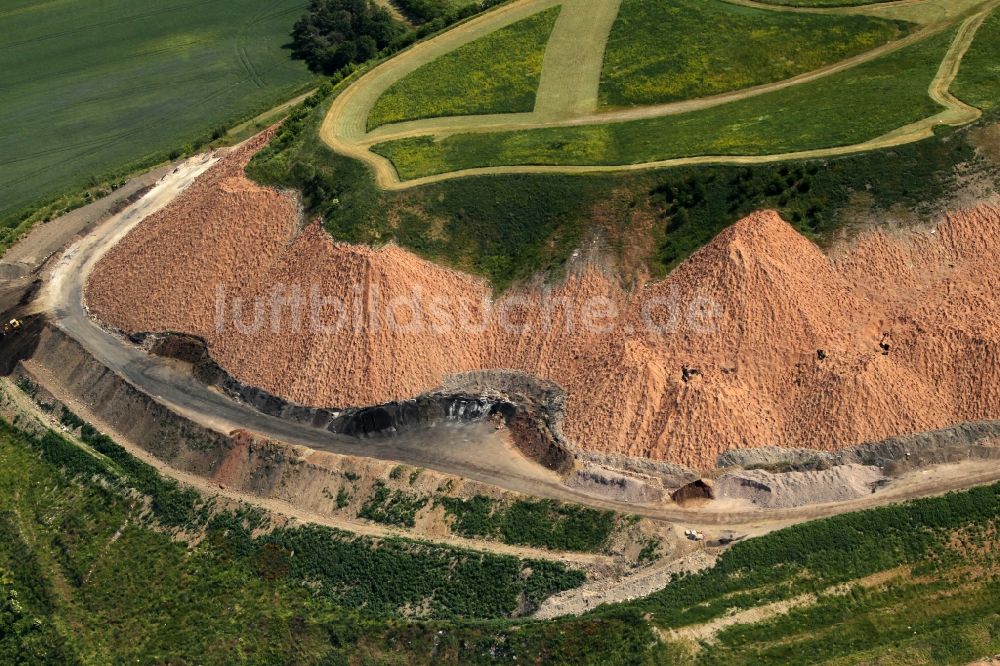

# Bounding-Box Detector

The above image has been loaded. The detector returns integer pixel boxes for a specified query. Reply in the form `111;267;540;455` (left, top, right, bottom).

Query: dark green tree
290;0;403;74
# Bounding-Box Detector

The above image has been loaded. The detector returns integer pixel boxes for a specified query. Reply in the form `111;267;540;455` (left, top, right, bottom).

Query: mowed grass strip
953;8;1000;110
372;29;955;179
599;0;913;108
0;0;315;222
366;6;561;130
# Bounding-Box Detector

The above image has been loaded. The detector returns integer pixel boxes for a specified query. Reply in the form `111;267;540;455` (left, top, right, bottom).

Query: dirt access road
38;153;575;508
319;0;997;189
29;153;1000;534
2;372;612;568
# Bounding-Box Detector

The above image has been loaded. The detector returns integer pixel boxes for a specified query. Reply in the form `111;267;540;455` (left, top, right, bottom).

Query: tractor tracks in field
237;0;316;89
0;0;218;51
234;0;284;89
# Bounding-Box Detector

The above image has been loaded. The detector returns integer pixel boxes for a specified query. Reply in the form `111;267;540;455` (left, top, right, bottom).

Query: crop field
371;29;955;178
953;9;1000;110
599;0;911;108
367;6;560;129
320;0;997;189
0;0;315;227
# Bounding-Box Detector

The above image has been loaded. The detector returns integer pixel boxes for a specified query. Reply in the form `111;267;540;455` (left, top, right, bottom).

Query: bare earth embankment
87;138;1000;468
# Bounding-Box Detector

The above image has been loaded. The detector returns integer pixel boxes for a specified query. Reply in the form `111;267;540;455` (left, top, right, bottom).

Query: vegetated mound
366;6;561;129
598;0;911;108
86;138;1000;468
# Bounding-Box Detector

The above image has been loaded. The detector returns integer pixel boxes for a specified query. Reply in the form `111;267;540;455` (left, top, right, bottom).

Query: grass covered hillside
372;28;954;178
1;404;998;664
759;0;899;6
367;6;561;129
0;410;583;663
0;0;316;240
953;8;1000;111
251;83;997;289
599;0;912;108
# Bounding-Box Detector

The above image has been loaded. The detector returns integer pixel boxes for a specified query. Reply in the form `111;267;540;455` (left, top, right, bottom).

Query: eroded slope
87;140;1000;467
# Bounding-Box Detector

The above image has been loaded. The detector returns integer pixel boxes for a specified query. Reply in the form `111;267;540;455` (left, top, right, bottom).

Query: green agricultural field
599;0;911;108
0;0;316;231
367;6;560;129
372;29;955;178
953;10;1000;110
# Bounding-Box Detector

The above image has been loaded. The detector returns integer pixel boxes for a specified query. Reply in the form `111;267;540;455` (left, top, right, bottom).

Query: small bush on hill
440;496;617;552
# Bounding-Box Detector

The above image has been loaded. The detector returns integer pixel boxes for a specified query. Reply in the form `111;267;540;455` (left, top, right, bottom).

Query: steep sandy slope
87;139;1000;468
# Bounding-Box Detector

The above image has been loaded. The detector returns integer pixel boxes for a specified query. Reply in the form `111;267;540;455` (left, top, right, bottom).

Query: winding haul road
40;155;576;504
26;152;1000;532
12;0;1000;533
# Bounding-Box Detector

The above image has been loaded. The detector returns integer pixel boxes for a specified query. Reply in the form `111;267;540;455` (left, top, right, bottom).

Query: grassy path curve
321;0;994;188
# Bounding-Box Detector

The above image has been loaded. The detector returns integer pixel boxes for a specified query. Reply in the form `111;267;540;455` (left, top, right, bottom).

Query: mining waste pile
87;136;1000;468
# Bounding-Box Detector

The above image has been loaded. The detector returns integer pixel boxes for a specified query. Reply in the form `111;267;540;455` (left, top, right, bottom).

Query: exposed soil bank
718;422;1000;472
10;322;232;476
86;136;1000;468
4;321;560;538
672;479;715;506
131;331;574;473
7;309;1000;538
715;464;886;510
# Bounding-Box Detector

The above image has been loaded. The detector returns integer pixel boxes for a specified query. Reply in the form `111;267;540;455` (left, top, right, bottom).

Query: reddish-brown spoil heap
87;140;1000;468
